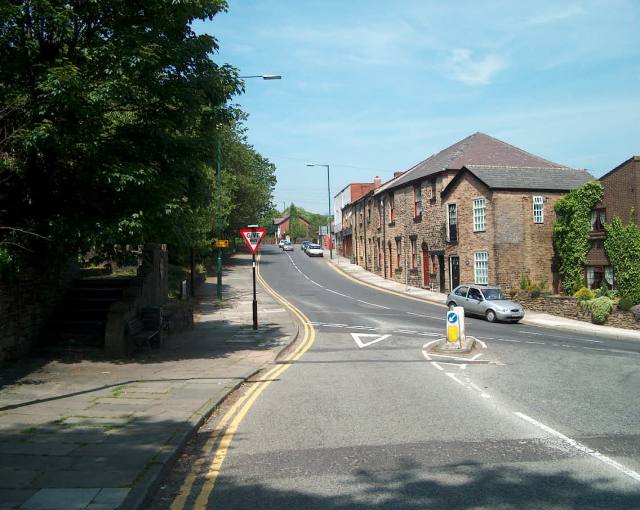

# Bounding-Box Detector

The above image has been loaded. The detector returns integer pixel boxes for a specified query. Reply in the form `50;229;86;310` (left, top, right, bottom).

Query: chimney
394;170;404;178
374;176;382;188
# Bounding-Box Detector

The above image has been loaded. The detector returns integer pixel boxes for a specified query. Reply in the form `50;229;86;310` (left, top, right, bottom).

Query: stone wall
0;260;79;361
512;292;640;330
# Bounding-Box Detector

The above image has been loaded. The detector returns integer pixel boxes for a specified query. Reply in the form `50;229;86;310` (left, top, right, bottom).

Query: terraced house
343;132;593;293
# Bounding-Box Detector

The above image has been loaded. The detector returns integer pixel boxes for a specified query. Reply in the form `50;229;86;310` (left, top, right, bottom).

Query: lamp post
215;73;282;300
306;163;333;259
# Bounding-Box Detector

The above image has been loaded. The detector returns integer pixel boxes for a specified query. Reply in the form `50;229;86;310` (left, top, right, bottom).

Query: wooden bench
126;307;163;351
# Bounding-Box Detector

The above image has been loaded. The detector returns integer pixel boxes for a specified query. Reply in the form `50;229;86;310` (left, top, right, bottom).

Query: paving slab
0;253;299;509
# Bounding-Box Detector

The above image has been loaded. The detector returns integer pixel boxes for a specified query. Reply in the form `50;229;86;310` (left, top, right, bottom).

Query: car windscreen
482;288;505;300
309;244;320;249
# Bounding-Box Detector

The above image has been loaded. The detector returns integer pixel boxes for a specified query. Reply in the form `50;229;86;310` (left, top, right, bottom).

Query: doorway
449;256;460;290
422;246;430;288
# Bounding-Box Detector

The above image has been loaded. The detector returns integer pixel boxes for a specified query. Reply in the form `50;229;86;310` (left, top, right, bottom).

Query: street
150;244;640;509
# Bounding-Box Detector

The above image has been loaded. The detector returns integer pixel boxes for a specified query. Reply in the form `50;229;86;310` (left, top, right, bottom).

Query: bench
125;307;163;351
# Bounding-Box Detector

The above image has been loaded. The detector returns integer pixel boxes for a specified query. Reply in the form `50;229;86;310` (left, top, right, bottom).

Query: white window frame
473;198;486;232
447;203;457;241
533;196;544;224
474;251;488;284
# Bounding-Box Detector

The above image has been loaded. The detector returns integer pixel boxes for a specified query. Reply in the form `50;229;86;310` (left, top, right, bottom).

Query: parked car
278;239;286;249
306;244;323;257
301;240;311;252
282;241;294;251
446;284;524;323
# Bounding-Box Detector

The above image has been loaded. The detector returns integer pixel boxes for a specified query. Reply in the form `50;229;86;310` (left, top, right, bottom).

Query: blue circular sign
447;311;458;324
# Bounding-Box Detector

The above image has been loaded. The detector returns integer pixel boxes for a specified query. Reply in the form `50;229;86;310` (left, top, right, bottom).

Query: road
150;244;640;509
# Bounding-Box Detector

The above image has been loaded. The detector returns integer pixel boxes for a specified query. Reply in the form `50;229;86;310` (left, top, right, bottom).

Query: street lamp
239;75;282;80
214;73;282;300
306;163;333;259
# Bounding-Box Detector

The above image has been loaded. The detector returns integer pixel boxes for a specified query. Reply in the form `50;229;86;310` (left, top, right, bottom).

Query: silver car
446;285;524;323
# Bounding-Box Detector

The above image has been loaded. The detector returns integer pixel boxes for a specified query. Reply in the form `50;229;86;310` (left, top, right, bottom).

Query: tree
604;217;640;304
0;0;244;269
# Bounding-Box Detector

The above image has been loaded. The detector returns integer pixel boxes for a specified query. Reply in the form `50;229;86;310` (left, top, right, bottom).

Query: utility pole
216;137;223;300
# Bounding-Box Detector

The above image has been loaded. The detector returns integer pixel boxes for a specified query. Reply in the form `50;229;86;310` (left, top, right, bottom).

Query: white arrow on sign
350;332;391;348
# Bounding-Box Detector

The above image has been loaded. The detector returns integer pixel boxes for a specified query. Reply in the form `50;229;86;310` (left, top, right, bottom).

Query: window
468;287;482;301
454;286;469;297
378;200;383;226
410;238;417;268
591;208;606;231
389;193;395;222
448;204;458;241
367;202;371;222
533;196;544;223
474;251;488;284
473;198;486;232
413;185;422;218
396;239;401;268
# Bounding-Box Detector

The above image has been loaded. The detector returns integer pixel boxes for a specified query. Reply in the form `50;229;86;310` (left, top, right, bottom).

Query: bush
529;286;541;298
574;287;594;301
588;296;614;325
519;273;531;290
618;296;635;311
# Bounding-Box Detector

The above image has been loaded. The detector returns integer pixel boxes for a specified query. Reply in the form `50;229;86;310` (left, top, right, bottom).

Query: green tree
0;0;243;268
553;181;603;294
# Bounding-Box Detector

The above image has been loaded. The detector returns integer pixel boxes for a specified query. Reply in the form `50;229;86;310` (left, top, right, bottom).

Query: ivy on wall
553;181;603;294
604;216;640;304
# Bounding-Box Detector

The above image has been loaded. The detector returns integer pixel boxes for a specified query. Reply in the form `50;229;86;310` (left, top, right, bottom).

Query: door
450;256;460;290
422;247;430;288
438;255;445;292
389;244;393;278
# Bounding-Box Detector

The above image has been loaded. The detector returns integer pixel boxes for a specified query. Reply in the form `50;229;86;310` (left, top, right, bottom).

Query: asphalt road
152;244;640;509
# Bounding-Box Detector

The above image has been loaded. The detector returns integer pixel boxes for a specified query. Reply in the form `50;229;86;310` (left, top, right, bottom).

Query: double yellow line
170;254;315;510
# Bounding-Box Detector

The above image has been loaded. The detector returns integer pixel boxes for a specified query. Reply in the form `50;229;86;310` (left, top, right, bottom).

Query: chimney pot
394;171;403;178
374;176;382;188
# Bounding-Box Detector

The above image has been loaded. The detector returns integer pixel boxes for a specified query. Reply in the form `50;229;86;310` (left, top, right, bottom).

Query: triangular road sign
350;333;391;348
240;227;266;254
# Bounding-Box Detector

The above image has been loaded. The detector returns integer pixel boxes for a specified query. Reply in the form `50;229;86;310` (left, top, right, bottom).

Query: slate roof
273;214;310;225
442;165;594;196
376;132;564;194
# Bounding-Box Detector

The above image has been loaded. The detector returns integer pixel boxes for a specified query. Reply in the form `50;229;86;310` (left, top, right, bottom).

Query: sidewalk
0;253;298;510
327;252;640;341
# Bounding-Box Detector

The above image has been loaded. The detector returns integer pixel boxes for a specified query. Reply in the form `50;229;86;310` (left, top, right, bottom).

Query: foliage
574;287;594;301
553;181;604;294
604;216;640;305
519;273;531;290
0;1;277;271
582;296;614;325
285;203;308;242
618;296;635;311
529;286;541;298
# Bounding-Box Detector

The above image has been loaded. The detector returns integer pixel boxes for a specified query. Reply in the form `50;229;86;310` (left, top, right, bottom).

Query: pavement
0;253;299;510
326;251;640;341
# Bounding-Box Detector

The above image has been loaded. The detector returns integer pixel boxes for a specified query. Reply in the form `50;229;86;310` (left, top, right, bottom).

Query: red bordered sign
239;227;267;254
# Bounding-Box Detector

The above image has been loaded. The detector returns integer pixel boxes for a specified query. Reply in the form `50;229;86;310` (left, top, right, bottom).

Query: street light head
262;75;282;80
306;163;316;167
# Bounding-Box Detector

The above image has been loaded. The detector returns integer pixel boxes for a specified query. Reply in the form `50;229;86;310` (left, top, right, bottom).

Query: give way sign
240;227;267;254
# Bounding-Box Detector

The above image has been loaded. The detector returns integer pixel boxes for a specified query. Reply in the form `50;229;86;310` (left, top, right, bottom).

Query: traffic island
431;335;478;354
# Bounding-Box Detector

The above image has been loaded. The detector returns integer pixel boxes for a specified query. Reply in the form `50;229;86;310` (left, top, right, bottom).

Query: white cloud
447;49;508;86
525;4;586;26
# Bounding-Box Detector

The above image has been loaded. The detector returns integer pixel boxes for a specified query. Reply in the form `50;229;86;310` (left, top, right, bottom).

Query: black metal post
252;252;258;330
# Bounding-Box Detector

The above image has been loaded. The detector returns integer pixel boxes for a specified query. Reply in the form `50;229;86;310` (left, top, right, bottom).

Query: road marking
394;329;418;334
326;289;352;298
526;340;545;345
514;412;640;483
475;338;488;349
171;254;317;510
406;311;446;320
520;330;545;336
310;280;323;287
583;346;640;355
350;333;392;348
445;372;465;386
356;299;390;309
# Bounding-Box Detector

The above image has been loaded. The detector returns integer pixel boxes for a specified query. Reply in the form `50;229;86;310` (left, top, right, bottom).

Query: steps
49;275;138;349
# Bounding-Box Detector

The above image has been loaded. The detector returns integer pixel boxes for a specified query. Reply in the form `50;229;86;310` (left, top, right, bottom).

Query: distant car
446;284;524;323
306;244;323;257
301;240;311;252
278;240;286;249
282;241;293;251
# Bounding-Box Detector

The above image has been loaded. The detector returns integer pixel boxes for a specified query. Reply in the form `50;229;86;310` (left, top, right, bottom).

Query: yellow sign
215;240;230;248
447;324;459;342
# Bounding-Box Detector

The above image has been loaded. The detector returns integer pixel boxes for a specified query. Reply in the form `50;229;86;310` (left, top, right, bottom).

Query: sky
199;0;640;214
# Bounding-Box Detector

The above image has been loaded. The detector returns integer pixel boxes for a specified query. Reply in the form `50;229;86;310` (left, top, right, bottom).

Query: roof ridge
477;132;564;168
465;164;574;170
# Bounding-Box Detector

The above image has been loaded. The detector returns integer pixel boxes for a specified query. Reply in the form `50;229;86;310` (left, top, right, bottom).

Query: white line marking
526;340;545;345
349;325;377;330
326;289;351;298
445;372;465;386
469;382;491;399
477;336;495;340
471;353;483;360
431;362;444;371
514;412;640;483
395;329;418;334
519;330;545;336
356;299;390;309
475;338;488;349
350;333;391;348
406;311;446;321
417;332;440;337
495;338;521;343
310;280;323;287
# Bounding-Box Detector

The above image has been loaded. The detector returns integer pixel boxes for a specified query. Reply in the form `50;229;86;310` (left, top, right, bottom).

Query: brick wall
599;156;640;226
0;260;79;361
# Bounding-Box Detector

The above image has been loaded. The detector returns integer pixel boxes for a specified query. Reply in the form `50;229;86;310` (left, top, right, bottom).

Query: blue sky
199;1;640;214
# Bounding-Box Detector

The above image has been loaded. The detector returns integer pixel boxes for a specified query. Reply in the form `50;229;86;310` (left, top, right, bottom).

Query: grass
111;385;127;397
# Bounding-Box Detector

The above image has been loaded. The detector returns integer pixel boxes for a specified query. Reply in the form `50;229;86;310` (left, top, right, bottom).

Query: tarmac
326;251;640;341
0;253;298;510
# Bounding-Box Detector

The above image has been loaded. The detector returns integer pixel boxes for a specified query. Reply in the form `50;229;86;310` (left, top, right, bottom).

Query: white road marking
445;372;465;386
431;362;444;371
526;340;546;345
357;299;390;309
495;338;521;343
326;289;352;298
416;332;440;337
475;338;488;349
394;329;418;334
514;412;640;483
406;311;446;321
310;280;323;287
519;330;545;336
350;333;392;348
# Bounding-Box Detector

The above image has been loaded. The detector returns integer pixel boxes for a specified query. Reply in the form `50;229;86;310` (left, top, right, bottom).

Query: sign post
240;226;267;330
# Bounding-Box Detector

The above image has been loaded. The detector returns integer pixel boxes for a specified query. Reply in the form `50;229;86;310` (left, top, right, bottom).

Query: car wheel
486;309;497;323
447;301;457;310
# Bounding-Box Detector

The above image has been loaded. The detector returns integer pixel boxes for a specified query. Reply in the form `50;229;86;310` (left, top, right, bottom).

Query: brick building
585;156;640;289
273;213;310;242
334;181;377;257
343;132;593;292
